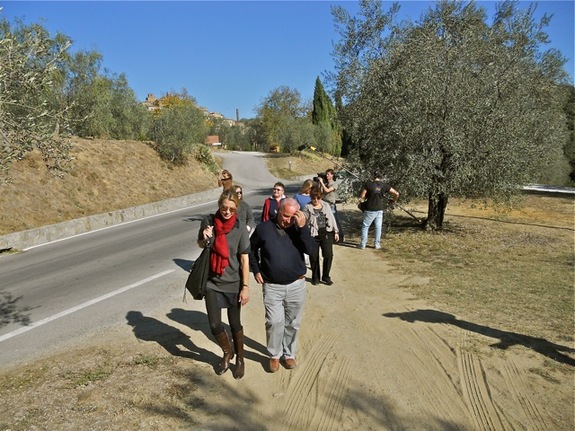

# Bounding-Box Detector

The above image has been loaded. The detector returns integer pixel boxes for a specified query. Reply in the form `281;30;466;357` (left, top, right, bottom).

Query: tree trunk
425;192;449;230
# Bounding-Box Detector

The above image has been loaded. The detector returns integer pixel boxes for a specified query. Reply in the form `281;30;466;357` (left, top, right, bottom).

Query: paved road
0;151;301;368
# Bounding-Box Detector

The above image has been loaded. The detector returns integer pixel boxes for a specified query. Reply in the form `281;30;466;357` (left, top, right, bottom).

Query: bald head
277;198;300;229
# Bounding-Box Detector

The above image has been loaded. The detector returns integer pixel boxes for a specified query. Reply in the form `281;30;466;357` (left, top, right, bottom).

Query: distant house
206;135;222;147
142;92;236;126
142;93;160;111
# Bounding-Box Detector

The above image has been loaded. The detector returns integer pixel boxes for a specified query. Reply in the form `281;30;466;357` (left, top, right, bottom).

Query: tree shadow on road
0;291;32;328
384;309;575;367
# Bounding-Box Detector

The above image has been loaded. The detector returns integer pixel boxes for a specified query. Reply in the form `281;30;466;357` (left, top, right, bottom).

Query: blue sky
2;1;573;120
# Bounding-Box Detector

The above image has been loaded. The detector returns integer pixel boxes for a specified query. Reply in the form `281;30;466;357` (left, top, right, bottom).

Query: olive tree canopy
0;19;72;180
331;0;570;229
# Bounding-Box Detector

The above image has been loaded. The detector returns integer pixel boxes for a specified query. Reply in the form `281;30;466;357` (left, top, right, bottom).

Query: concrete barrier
0;188;223;251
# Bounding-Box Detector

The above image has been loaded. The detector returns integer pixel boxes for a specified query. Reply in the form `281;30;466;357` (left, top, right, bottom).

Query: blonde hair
299;179;314;194
218;189;240;209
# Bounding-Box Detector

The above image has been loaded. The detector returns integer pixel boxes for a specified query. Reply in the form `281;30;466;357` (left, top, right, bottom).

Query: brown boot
214;331;234;375
232;328;245;380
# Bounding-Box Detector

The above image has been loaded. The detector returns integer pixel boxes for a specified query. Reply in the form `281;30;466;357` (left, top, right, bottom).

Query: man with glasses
249;198;316;372
261;182;286;222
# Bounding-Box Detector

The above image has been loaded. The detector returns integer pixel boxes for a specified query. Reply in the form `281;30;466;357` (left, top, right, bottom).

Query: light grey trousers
262;278;306;359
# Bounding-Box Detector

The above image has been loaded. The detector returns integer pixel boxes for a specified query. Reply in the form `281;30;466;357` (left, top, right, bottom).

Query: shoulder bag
185;245;210;300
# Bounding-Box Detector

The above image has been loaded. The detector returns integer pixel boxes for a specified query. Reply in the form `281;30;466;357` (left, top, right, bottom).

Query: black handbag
358;201;367;212
185;245;211;300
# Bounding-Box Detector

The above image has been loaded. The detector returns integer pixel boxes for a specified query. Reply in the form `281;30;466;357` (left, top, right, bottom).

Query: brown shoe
269;358;280;373
282;357;297;369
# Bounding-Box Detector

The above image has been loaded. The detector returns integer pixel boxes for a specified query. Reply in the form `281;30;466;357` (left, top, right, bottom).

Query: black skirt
207;287;240;309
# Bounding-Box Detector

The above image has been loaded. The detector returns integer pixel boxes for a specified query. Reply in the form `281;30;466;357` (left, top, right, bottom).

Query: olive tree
61;50;147;140
331;0;569;229
0;18;72;180
148;91;207;164
255;86;308;151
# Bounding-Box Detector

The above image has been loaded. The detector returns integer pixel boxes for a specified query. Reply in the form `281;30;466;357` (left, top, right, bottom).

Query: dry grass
0;137;219;236
340;195;574;345
262;150;336;180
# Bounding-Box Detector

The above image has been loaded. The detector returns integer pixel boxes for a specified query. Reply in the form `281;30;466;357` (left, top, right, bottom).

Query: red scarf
210;211;237;275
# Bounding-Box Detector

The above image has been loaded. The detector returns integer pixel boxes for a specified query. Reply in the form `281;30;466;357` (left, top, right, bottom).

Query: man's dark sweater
249;218;315;285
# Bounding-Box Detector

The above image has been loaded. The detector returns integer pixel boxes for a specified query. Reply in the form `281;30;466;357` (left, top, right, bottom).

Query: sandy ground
58;222;569;431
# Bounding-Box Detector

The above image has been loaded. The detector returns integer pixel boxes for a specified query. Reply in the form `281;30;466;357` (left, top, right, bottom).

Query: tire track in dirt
313;355;352;431
386;321;473;427
501;360;548;431
458;330;506;430
277;333;352;431
330;249;476;429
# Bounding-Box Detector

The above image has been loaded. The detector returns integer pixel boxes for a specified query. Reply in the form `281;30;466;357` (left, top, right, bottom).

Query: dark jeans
329;203;344;243
205;288;242;336
310;231;334;282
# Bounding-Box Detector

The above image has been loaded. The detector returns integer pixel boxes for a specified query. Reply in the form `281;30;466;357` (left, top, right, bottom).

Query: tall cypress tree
312;76;341;154
312;76;333;125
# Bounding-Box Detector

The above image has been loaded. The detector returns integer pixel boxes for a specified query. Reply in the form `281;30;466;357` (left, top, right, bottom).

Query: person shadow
173;258;192;272
383;309;575;367
126;310;219;369
167;307;271;372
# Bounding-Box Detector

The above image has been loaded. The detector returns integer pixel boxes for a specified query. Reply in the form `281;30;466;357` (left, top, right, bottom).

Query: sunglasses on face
221;205;237;213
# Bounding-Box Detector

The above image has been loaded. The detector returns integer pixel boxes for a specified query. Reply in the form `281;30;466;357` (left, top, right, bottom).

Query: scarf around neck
210;211;237;275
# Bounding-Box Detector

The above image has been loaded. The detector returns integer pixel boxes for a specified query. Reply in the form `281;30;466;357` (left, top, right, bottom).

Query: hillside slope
0;138;220;236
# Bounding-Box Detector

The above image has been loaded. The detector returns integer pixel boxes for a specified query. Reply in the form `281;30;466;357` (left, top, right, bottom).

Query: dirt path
116;233;567;431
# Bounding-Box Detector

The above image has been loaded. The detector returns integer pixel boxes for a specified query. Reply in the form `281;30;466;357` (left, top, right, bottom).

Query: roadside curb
0;188;223;251
0;175;316;252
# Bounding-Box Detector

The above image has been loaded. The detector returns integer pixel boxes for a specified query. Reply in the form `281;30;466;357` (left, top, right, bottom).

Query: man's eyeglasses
221;205;237;213
273;188;283;191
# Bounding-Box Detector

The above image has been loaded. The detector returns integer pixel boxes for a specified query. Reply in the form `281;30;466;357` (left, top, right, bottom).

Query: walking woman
302;187;339;285
294;179;314;209
233;184;256;235
197;189;251;378
317;169;344;242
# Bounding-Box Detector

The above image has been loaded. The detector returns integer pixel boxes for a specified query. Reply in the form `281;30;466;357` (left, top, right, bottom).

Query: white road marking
0;269;174;343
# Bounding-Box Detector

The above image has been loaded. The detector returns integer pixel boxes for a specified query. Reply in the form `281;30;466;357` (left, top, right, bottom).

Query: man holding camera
317;169;344;242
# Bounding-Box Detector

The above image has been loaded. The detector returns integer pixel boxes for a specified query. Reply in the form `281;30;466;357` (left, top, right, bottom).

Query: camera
313;172;328;183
